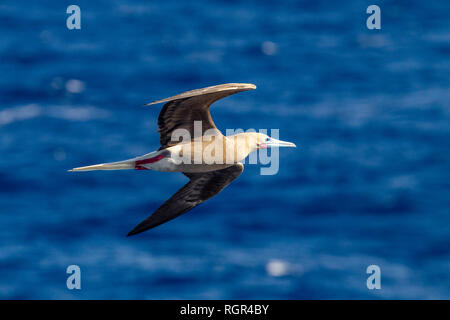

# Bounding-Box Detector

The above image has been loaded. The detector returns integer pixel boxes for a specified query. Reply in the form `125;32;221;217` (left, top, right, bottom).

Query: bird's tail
68;150;163;172
68;160;135;172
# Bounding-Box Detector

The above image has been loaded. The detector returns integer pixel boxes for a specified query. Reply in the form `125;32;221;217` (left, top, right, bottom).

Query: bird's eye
265;138;270;142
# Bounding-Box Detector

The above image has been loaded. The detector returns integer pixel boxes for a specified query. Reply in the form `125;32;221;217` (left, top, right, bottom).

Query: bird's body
70;83;295;236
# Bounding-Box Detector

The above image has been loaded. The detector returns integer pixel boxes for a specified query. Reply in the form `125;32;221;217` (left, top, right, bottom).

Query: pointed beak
267;138;296;148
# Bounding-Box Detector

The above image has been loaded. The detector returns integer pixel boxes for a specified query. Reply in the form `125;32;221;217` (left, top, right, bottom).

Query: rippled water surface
0;0;449;299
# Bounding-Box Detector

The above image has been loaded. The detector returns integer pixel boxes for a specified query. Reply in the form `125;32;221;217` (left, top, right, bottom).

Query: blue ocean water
0;0;449;299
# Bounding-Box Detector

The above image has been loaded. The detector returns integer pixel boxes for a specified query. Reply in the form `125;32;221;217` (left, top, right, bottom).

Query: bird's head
254;133;296;149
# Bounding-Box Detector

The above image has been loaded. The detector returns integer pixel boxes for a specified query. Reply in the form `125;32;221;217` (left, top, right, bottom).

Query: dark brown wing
127;164;244;236
146;83;256;149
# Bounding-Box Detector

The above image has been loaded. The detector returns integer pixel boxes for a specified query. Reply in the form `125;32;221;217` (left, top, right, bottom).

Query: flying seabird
70;83;296;236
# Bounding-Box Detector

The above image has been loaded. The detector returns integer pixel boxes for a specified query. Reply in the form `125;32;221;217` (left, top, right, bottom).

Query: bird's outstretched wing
146;83;256;149
127;163;244;236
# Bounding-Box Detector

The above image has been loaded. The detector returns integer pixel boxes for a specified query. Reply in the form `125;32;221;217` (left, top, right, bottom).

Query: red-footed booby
69;83;296;236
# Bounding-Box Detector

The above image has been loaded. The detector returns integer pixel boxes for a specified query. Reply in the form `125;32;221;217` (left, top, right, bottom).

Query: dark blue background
0;0;449;299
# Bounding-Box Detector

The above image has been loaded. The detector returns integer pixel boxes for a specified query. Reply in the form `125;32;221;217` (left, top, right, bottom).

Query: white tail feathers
68;150;162;172
69;161;135;172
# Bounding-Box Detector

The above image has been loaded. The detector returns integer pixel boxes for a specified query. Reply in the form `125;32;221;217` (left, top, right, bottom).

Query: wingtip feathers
144;82;256;106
